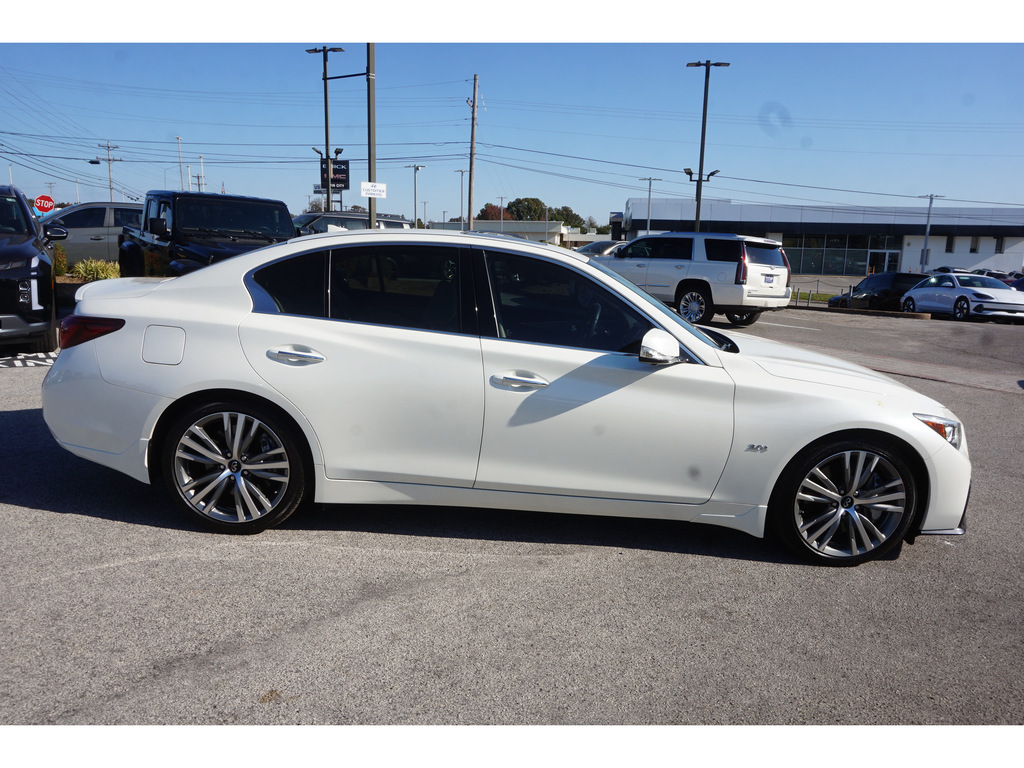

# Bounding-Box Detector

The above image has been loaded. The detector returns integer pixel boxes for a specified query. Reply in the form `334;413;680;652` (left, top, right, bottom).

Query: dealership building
614;198;1024;276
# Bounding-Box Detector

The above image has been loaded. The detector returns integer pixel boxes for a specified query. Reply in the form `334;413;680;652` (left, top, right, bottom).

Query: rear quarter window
704;239;742;262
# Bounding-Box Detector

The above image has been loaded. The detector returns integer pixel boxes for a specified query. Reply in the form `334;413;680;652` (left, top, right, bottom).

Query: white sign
361;182;387;199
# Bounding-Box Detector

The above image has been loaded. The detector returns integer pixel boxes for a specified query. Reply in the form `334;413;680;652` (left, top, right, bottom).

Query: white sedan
902;272;1024;321
42;230;970;566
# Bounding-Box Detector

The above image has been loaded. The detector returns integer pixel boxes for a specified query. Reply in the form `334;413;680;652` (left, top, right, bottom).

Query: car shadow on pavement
8;406;811;565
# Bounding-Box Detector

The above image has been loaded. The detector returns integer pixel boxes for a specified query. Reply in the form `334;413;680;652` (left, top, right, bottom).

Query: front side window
55;206;106;229
483;250;652;353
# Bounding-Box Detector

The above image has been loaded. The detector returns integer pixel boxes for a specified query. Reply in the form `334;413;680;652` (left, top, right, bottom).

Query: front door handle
491;371;549;390
267;346;326;366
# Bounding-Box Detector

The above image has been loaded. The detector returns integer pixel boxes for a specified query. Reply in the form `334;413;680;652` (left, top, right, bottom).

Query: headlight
915;413;963;450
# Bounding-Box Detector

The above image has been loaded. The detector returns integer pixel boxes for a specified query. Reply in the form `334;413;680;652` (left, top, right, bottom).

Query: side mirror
44;225;68;242
149;218;169;238
639;328;682;366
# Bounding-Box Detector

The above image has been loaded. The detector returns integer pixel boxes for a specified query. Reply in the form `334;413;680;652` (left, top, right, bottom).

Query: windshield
0;195;32;236
957;275;1010;290
588;257;725;352
177;198;295;239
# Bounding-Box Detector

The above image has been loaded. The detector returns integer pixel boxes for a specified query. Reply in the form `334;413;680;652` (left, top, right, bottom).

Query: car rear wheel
161;400;309;534
725;311;762;326
902;297;916;313
952;297;971;321
768;438;918;566
676;286;714;324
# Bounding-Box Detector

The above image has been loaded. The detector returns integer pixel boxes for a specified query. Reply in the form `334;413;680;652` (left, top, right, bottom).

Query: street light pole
455;169;467;224
686;60;729;232
307;46;344;212
406;165;426;227
639;177;661;234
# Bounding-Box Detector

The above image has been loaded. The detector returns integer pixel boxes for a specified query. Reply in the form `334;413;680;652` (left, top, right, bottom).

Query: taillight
780;247;792;287
59;315;125;349
735;248;748;285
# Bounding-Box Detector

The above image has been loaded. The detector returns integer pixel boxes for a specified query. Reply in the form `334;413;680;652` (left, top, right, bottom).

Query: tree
303;198;324;214
549;205;585;230
477;203;511;221
506;197;547;221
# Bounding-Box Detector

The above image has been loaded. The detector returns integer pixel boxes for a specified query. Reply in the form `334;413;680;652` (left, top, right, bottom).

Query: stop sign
34;195;55;214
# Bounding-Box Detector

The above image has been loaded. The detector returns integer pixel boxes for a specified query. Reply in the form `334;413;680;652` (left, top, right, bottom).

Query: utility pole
467;75;479;229
406;164;426;227
639;177;661;234
498;196;506;232
919;194;945;271
94;142;122;202
422;201;429;228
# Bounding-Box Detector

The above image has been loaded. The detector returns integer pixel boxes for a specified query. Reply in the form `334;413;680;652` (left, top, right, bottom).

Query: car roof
636;232;781;244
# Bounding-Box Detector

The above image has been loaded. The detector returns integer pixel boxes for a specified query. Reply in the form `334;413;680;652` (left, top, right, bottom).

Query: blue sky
3;5;1021;225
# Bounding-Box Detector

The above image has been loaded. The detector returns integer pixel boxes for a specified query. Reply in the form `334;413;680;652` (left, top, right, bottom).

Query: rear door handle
267;346;326;366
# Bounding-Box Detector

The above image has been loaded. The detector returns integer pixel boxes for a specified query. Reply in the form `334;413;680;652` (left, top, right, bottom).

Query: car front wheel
769;438;918;566
161;400;309;534
676;286;714;324
952;296;971;321
725;310;762;326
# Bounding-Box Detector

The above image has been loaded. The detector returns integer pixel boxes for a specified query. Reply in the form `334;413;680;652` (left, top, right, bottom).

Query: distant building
617;198;1024;276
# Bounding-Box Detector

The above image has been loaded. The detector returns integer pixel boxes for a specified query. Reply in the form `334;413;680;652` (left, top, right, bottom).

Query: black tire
161;400;310;534
952;296;971;321
768;437;919;566
29;307;59;354
725;310;762;326
902;297;916;313
676;285;714;324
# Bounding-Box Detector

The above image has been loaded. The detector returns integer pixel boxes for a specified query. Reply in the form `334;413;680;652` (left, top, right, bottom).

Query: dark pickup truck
118;190;296;277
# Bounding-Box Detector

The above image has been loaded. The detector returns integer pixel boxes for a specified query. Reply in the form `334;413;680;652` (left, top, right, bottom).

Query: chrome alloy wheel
792;449;908;559
678;290;709;323
171;411;291;525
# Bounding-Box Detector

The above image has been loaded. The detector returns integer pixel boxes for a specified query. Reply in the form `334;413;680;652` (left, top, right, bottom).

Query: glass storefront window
845;250;868;275
800;249;823;274
824;249;847;274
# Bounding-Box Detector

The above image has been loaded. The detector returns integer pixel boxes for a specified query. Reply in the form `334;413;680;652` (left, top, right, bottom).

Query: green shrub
52;244;68;277
70;259;121;282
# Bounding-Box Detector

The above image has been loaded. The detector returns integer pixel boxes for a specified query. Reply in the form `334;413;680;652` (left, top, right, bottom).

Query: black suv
0;185;68;352
828;272;926;311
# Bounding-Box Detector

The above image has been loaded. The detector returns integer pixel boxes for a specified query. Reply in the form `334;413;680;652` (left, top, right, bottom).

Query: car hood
0;233;41;258
728;332;911;396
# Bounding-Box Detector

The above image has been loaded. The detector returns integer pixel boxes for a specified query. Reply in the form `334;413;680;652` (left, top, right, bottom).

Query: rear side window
652;238;693;260
743;241;787;266
114;208;141;228
893;275;926;291
704;239;742;262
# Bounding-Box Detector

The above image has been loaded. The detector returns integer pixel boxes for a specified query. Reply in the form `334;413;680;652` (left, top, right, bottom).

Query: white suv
594;232;791;325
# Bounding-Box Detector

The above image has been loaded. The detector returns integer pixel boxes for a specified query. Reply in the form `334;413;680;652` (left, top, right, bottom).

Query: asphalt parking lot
1;308;1022;729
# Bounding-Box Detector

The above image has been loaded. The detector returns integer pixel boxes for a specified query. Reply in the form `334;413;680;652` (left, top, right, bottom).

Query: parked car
574;240;621;257
827;272;926;311
41;230;970;566
931;266;971;274
41;201;142;264
1009;276;1024;292
0;185;67;352
293;210;411;234
970;269;1015;285
593;232;791;326
902;272;1024;321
